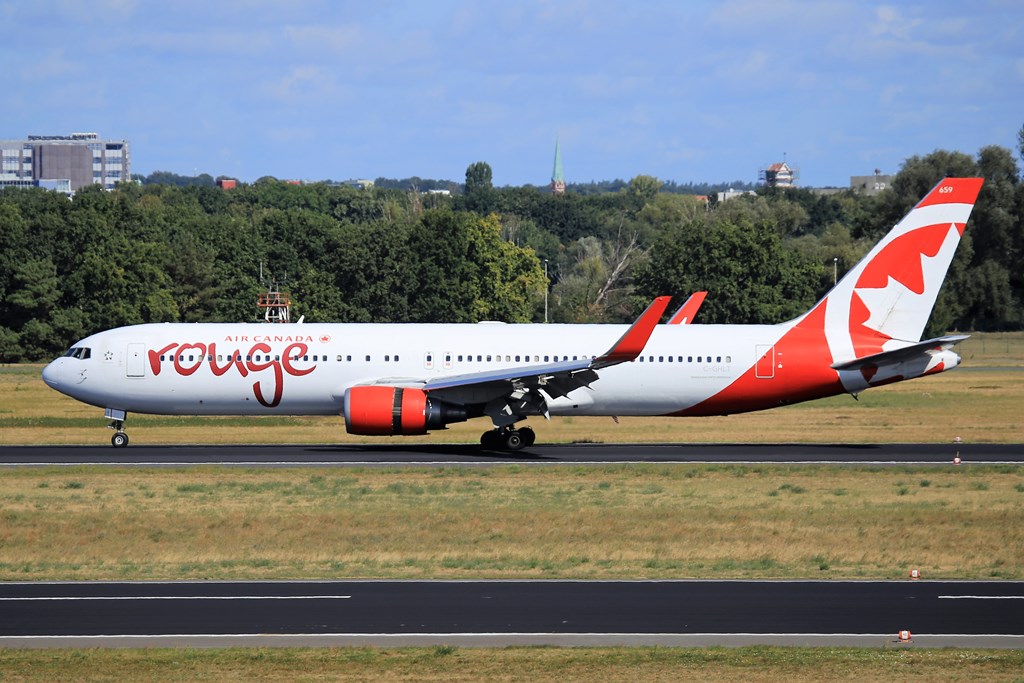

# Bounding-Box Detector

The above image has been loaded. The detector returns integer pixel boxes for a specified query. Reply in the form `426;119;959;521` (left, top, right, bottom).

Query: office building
0;132;130;193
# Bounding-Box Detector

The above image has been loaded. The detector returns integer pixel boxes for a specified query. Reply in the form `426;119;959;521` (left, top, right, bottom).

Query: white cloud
19;49;80;81
283;25;362;55
870;5;922;40
261;66;347;103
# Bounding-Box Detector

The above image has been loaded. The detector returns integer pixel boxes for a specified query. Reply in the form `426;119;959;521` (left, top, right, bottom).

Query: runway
1;442;1020;467
1;580;1021;649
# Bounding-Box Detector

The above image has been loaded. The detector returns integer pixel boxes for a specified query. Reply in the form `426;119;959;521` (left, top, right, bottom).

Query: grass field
1;464;1021;582
1;332;1022;446
2;646;1024;682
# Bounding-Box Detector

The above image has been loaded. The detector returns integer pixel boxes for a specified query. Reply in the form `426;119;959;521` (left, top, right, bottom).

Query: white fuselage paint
42;321;791;418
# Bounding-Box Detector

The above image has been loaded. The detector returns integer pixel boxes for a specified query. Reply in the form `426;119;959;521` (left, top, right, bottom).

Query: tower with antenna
256;264;292;323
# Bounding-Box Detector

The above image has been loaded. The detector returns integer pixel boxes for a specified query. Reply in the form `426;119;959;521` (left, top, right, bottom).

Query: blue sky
3;1;1021;187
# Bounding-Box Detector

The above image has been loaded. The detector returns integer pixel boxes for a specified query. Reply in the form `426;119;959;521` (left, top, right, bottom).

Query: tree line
1;143;1022;362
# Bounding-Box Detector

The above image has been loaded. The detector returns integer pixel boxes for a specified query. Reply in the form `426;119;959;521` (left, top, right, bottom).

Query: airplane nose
42;359;63;389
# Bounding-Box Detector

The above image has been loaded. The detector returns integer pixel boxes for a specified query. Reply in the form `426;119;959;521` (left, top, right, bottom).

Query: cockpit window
62;347;91;360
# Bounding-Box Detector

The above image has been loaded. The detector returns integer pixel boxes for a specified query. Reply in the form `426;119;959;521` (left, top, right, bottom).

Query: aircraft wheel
503;430;524;451
519;426;536;447
480;430;499;448
111;432;129;448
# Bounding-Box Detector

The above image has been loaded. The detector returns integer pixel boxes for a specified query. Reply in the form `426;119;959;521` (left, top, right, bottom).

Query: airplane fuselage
43;320;841;419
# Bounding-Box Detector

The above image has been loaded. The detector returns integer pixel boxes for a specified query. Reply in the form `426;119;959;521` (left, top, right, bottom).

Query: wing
419;297;672;424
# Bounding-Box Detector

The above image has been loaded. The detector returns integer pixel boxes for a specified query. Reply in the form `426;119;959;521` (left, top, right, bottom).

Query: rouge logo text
148;342;314;407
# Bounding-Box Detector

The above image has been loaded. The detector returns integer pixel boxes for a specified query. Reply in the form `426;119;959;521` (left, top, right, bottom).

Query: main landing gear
105;408;129;448
480;426;536;452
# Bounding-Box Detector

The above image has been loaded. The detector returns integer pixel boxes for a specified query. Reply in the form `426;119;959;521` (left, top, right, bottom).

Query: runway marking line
0;595;351;601
938;595;1024;600
3;460;1023;468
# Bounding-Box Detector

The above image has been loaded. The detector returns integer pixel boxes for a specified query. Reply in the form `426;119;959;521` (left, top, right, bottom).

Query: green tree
634;215;821;324
626;174;662;206
465;161;493;193
463;162;497;214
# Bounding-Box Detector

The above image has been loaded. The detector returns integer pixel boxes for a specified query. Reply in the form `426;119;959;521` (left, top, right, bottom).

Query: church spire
551;137;565;195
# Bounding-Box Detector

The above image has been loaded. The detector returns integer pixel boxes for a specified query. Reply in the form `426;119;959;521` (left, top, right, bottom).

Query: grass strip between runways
1;464;1022;581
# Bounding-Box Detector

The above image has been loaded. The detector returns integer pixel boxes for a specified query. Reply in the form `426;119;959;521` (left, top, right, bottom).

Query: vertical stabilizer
819;177;983;361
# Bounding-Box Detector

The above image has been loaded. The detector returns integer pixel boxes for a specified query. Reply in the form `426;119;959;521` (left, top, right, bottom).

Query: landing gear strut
480;426;536;451
105;408;129;448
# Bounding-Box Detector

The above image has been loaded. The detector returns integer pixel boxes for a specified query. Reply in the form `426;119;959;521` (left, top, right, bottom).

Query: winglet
667;291;707;324
592;296;671;368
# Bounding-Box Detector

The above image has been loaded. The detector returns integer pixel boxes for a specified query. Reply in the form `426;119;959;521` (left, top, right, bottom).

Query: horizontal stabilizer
830;335;969;371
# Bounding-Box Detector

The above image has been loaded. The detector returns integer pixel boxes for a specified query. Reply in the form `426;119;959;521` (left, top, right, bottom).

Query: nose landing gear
105;408;129;448
480;426;536;452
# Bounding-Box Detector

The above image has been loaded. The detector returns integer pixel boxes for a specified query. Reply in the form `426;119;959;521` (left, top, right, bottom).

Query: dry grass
1;647;1023;682
1;465;1021;582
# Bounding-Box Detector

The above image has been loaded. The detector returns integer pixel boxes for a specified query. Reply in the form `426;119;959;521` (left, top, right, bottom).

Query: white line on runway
0;595;351;601
0;631;1021;639
938;595;1024;600
3;461;1021;467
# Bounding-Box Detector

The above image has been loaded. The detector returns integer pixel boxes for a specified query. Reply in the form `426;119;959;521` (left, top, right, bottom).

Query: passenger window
717;356;722;363
726;356;732;363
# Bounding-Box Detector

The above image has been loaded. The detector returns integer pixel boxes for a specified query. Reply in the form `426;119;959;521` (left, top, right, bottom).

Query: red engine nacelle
343;386;468;436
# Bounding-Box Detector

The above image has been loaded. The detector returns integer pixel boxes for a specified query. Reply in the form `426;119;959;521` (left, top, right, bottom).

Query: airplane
41;177;983;451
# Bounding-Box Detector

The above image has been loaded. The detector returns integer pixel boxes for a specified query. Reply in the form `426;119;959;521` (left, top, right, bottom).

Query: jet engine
343;386;468;435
